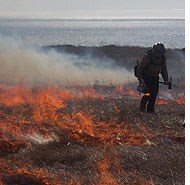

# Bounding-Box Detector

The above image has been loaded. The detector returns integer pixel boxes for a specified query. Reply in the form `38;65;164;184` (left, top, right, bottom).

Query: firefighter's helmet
153;43;166;55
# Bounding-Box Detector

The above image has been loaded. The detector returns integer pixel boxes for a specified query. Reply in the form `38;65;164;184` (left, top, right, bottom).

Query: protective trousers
140;74;159;113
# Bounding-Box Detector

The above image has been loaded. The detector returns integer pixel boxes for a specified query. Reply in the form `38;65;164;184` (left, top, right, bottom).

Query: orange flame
156;98;169;105
175;96;185;104
0;83;184;185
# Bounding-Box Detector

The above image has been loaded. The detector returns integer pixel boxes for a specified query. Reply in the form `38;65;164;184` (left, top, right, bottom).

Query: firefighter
137;43;169;113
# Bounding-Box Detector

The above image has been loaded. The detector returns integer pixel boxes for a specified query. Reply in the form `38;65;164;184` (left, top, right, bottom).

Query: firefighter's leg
140;95;149;112
147;81;159;113
147;94;157;112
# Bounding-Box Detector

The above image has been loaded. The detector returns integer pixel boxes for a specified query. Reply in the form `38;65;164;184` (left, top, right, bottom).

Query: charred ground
0;87;185;185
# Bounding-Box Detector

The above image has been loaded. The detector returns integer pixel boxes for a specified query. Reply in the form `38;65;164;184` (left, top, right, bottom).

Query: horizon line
0;9;184;20
0;16;185;21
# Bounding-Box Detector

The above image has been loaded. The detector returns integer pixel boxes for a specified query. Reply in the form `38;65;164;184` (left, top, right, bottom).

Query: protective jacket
137;50;169;83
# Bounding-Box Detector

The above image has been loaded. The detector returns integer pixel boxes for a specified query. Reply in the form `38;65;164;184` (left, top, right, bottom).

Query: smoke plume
0;36;135;86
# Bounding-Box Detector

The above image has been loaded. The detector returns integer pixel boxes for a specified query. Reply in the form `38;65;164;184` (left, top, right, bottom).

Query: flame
78;86;104;99
156;98;169;105
96;159;122;185
126;89;139;97
0;83;184;184
0;83;184;145
0;158;62;185
144;93;150;96
62;112;95;137
0;85;33;106
115;84;125;94
175;96;185;104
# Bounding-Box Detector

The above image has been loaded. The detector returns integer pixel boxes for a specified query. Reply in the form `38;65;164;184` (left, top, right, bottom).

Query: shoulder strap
146;50;153;65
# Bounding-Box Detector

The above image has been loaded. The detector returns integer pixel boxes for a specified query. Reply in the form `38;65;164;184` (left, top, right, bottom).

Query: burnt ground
0;95;185;185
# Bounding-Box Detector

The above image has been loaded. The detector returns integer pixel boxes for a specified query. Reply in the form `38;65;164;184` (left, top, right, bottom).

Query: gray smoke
166;49;185;79
0;36;136;86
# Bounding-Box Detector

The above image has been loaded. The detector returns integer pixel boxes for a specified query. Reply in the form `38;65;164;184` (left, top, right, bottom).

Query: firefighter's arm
137;55;150;84
161;57;169;83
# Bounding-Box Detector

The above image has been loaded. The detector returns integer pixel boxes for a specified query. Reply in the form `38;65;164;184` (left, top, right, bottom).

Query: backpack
134;60;139;77
134;50;165;78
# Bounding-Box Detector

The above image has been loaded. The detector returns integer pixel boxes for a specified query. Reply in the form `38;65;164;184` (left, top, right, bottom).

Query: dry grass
0;95;184;185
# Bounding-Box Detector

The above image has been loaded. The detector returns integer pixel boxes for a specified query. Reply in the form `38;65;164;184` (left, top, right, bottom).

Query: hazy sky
0;0;185;19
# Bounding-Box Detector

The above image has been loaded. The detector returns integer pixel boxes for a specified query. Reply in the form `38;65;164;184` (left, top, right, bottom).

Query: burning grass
0;84;184;185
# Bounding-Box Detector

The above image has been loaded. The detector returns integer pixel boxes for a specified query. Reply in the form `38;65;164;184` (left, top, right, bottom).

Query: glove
139;78;145;85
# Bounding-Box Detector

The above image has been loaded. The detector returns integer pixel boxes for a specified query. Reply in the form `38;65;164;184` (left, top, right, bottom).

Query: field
0;84;184;185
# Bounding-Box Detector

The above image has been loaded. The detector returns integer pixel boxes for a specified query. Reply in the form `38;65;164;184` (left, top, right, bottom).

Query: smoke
0;36;136;86
166;49;185;79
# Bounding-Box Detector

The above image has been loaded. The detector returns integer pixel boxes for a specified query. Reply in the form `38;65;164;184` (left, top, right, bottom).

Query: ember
0;83;184;184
